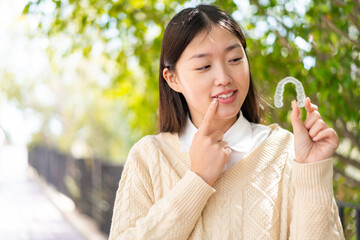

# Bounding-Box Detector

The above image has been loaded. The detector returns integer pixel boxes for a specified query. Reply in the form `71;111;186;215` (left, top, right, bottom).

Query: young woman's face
167;25;250;129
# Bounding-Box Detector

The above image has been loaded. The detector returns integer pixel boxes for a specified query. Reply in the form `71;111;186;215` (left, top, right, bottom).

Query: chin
215;107;240;120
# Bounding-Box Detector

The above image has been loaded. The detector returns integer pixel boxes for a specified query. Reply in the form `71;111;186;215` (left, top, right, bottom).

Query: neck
212;117;237;133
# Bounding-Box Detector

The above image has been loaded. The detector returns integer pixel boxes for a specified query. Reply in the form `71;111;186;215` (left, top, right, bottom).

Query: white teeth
217;92;234;99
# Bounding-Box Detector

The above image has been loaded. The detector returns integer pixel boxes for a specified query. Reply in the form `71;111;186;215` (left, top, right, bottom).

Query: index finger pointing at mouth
199;98;218;135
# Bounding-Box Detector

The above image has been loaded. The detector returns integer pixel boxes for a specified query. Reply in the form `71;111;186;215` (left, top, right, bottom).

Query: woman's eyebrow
225;43;242;52
188;53;211;60
188;43;243;60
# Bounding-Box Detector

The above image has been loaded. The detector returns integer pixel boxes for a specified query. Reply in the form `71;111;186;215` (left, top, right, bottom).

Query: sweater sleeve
108;149;215;240
289;158;345;240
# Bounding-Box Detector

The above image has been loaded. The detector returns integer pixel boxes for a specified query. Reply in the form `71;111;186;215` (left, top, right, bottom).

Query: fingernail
212;98;217;105
223;147;231;154
291;100;295;108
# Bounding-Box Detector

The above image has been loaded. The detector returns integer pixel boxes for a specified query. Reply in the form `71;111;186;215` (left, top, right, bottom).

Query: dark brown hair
159;4;262;133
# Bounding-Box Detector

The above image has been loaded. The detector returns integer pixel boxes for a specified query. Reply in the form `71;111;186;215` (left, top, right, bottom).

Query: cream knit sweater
109;124;344;240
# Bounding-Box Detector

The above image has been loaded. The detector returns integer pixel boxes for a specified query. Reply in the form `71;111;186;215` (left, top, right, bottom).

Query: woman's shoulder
268;123;293;136
129;132;180;157
268;123;294;146
125;132;184;174
267;123;296;162
253;123;295;159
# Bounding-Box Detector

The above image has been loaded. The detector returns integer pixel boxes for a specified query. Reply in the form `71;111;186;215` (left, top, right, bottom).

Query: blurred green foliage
20;1;360;235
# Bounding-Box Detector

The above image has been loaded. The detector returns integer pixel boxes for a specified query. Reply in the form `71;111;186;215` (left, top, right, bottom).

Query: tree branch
349;12;360;33
352;0;360;16
333;0;346;6
334;167;360;189
332;0;360;34
334;152;360;170
338;118;360;150
250;0;292;52
321;15;360;47
309;40;330;62
250;0;266;15
273;30;291;51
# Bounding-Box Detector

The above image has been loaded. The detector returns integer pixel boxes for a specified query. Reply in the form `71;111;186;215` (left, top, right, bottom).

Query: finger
290;100;306;135
210;130;225;142
219;141;229;149
304;110;322;129
199;98;218;135
313;128;339;146
304;97;318;113
216;141;231;158
308;119;327;139
223;147;232;155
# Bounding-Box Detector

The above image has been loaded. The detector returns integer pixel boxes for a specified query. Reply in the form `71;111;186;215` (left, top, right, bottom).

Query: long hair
159;4;262;133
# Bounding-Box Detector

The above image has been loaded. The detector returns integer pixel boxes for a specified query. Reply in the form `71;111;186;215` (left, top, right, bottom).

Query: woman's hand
290;97;339;163
189;99;231;186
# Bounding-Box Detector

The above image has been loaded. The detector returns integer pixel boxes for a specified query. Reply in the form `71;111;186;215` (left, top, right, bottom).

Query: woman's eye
196;65;211;71
229;57;242;63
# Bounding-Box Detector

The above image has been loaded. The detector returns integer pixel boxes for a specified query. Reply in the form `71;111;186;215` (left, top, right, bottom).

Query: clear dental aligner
274;76;306;108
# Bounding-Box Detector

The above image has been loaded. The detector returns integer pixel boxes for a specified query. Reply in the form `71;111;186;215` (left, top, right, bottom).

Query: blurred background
0;0;359;239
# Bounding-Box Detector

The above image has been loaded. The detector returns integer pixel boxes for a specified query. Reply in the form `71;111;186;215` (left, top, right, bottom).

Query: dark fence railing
338;201;360;239
28;145;360;239
28;145;123;236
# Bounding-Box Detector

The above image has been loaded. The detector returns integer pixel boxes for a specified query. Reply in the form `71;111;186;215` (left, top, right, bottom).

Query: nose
214;63;231;86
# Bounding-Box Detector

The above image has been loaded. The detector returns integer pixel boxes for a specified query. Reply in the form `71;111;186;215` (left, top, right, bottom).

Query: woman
109;4;344;239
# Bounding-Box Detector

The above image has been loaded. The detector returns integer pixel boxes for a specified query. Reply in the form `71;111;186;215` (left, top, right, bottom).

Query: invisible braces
274;76;306;108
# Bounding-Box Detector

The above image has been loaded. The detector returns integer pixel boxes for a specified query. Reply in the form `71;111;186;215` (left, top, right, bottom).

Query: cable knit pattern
109;124;345;240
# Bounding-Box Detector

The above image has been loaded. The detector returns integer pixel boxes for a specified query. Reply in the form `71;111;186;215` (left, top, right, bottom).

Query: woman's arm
108;150;215;240
287;98;344;239
289;159;345;239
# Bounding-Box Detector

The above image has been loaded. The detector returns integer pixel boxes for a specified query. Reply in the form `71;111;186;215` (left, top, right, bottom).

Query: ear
163;68;183;93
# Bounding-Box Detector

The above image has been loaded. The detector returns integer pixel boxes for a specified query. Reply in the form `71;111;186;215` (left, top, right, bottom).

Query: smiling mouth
213;90;237;99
